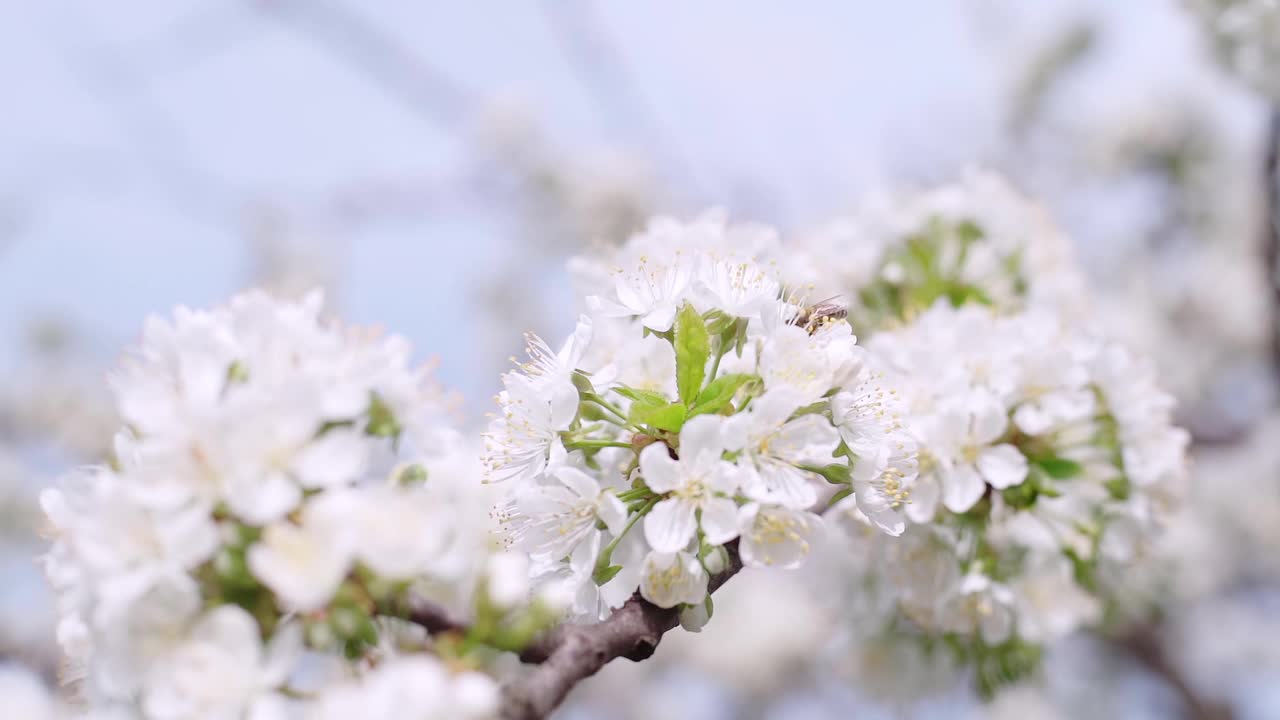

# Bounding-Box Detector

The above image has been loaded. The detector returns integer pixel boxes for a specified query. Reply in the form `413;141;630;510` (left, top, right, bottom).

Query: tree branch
499;541;742;720
405;597;471;636
1264;105;1280;378
1111;623;1233;720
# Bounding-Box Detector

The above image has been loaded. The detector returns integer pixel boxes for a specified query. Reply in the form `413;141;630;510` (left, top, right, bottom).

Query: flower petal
970;396;1008;445
555;466;600;500
771;415;840;466
905;473;940;524
977;444;1028;489
643;498;697;553
739;505;819;570
941;463;986;513
698;497;741;546
596;491;628;537
639;443;681;493
680;414;725;461
641;305;677;333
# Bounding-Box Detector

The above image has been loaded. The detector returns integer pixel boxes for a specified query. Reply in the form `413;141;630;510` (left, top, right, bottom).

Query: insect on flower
791;296;849;333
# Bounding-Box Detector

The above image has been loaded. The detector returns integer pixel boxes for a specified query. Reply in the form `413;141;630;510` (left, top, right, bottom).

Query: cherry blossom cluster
544;175;1187;695
486;219;916;630
1188;0;1280;98
823;302;1188;694
774;172;1189;694
40;291;548;719
788;170;1084;333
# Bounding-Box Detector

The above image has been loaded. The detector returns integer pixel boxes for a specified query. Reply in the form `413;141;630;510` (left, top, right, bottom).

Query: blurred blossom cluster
40;291;557;718
489;172;1189;701
2;1;1280;719
1189;0;1280;97
488;216;903;627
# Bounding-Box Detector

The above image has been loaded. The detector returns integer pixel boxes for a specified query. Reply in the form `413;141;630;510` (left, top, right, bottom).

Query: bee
792;296;848;333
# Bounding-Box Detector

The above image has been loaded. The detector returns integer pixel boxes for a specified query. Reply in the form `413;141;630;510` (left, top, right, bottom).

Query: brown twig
406;542;743;720
501;541;742;720
1264;106;1280;378
405;597;472;636
1111;624;1233;720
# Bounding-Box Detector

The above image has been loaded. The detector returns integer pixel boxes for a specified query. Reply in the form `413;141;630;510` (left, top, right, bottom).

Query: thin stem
585;392;636;429
707;336;728;383
615;487;652;503
596;497;658;574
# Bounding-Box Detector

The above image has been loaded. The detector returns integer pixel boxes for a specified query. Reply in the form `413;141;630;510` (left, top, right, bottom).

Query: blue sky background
0;0;1255;415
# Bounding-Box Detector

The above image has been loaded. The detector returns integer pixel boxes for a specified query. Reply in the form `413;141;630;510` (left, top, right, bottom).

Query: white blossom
641;416;741;553
737;504;821;570
142;607;299;720
722;389;839;509
639;551;709;608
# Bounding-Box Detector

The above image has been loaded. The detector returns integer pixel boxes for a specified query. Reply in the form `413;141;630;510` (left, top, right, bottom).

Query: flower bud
679;595;714;633
702;545;728;575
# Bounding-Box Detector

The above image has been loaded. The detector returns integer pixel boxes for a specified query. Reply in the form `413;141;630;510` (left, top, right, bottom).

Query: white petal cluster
0;664;68;720
493;218;915;628
790;169;1085;331
312;655;499;720
822;301;1188;691
745;170;1192;696
569;209;784;304
1188;0;1280;98
41;291;502;717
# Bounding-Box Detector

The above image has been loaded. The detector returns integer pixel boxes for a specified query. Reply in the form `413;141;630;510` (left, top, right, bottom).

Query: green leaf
226;360;250;385
630;401;688;432
691;373;758;417
366;392;402;440
1033;456;1082;479
674;304;710;405
955;219;984;244
613;387;671;406
945;283;994;308
1063;548;1098;593
396;464;428;486
1104;475;1131;501
1001;481;1039;510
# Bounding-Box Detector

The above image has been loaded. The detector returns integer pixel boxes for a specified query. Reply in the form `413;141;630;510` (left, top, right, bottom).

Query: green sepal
593;564;624;586
800;462;852;485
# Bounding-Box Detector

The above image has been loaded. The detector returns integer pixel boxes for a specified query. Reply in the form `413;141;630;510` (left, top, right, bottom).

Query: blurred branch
1110;624;1233;720
1006;22;1095;136
1265;106;1280;378
131;4;261;82
539;0;702;195
258;0;476;132
405;599;471;637
40;5;242;231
